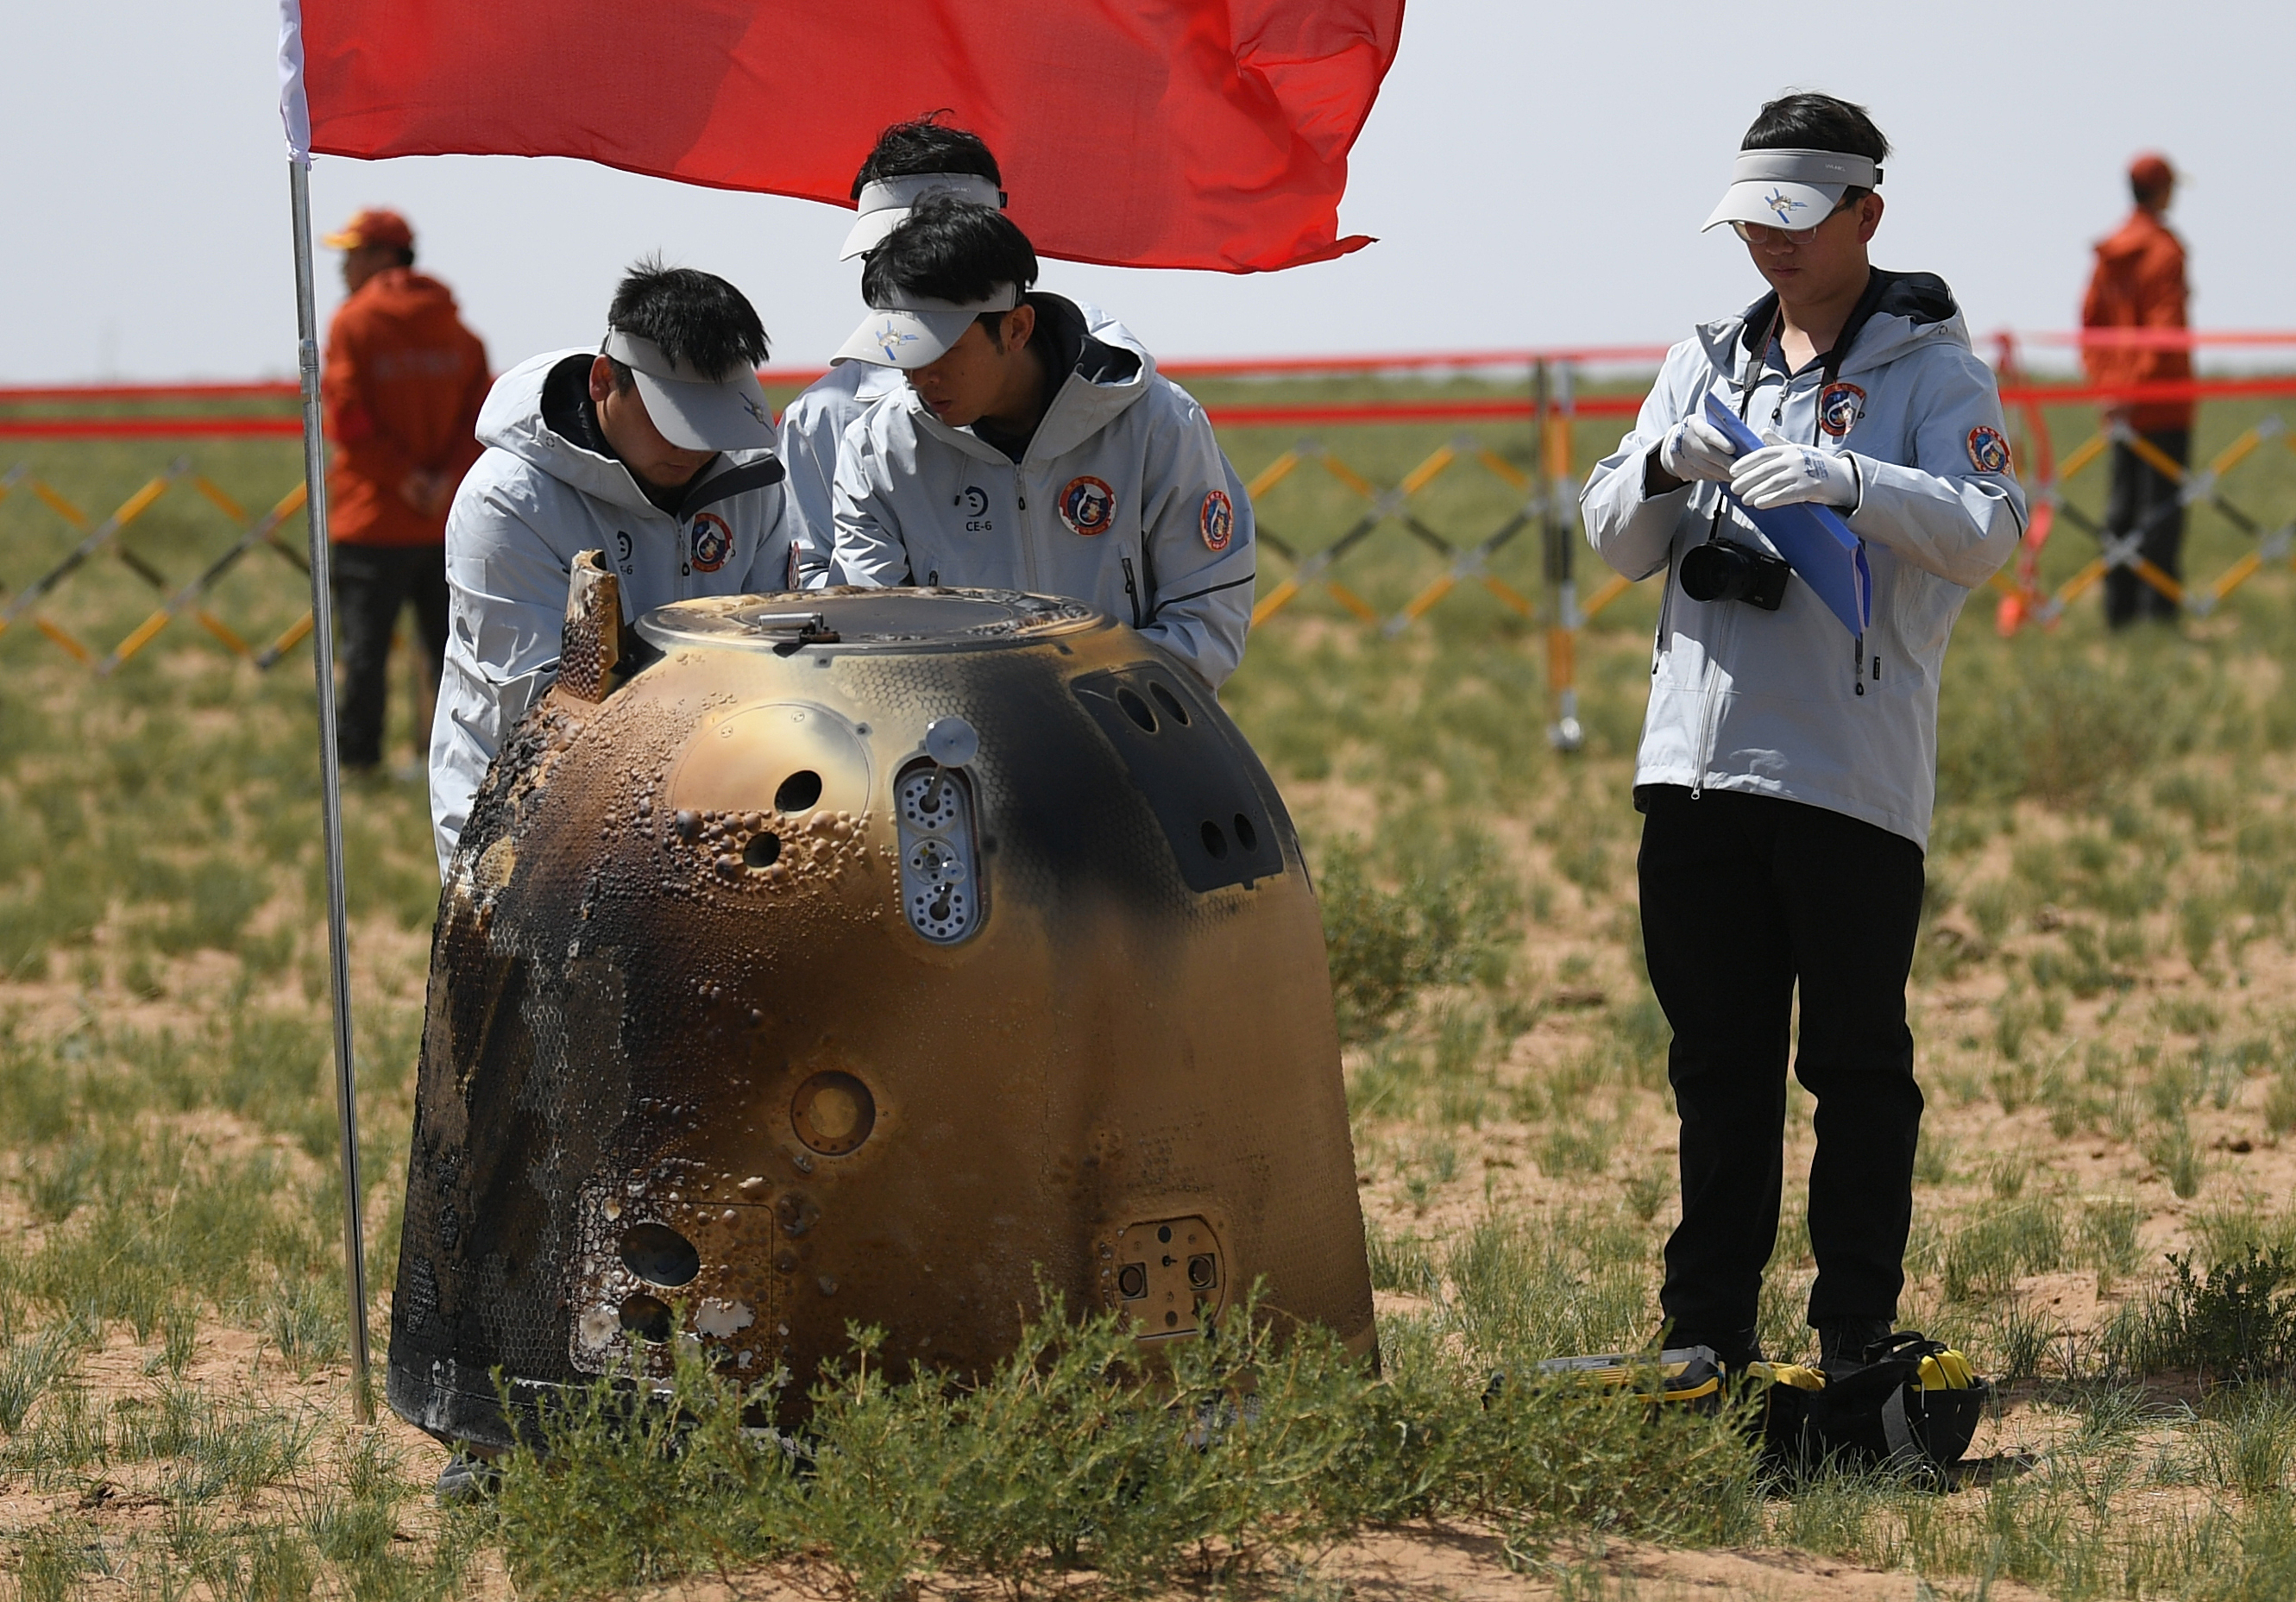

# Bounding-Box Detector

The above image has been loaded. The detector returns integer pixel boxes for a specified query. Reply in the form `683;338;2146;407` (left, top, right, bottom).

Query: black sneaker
1815;1318;1895;1377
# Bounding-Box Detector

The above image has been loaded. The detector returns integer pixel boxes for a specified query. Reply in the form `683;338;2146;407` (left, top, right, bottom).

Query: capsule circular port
791;1071;876;1156
619;1222;701;1287
619;1293;672;1342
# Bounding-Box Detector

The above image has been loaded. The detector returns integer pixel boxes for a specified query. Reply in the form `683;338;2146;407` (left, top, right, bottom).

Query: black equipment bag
1754;1332;1991;1472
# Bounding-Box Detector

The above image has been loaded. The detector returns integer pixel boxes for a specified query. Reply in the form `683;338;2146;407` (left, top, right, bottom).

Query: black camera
1679;537;1790;611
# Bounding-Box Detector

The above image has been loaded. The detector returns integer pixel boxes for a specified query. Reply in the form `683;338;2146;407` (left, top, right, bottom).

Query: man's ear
1003;304;1036;350
588;354;617;405
1855;192;1885;245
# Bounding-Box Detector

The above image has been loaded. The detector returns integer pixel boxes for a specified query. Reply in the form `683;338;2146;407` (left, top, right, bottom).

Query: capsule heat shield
387;587;1374;1447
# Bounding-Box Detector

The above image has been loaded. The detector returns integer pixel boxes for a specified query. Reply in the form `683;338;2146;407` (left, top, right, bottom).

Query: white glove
1658;413;1740;485
1730;429;1859;510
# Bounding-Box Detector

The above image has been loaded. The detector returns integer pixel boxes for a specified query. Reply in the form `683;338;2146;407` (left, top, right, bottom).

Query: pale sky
6;2;2290;383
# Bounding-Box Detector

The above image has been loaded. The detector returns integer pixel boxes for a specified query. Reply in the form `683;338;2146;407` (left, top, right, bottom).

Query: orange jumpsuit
2080;210;2192;625
321;268;489;764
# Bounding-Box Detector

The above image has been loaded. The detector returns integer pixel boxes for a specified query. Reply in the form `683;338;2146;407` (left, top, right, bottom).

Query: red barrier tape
1997;376;2296;408
1205;376;2296;430
2020;329;2296;350
4;346;2292;438
1205;395;1643;428
0;417;302;438
0;380;300;405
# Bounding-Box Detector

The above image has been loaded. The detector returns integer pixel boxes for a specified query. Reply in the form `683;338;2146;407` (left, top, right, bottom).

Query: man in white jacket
1580;95;2025;1376
429;261;800;873
828;196;1254;688
778;116;1006;572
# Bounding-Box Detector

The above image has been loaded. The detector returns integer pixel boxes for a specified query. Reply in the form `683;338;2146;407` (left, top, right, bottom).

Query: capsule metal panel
387;587;1374;1447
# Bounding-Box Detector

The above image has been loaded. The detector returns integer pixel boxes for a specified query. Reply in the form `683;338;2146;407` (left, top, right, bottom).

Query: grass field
2;375;2295;1599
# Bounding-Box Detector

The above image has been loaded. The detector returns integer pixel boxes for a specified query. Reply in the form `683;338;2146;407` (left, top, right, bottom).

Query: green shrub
487;1293;1758;1599
1317;835;1516;1039
2111;1247;2296;1380
1942;1200;2065;1303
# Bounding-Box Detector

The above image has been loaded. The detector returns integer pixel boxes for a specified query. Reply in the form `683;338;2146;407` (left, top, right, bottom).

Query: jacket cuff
1641;446;1689;500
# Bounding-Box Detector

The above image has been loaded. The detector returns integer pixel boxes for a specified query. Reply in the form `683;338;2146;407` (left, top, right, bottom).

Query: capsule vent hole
1232;814;1258;852
619;1293;673;1343
1188;1254;1218;1291
1117;1264;1148;1300
619;1222;701;1287
1116;688;1157;732
775;770;823;813
1148;682;1190;725
744;832;782;868
1199;820;1229;860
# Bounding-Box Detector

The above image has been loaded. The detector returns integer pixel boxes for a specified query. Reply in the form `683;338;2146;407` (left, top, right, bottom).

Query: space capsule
387;560;1374;1448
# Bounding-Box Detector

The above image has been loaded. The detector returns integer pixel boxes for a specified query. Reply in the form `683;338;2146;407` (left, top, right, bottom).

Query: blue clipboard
1703;393;1871;638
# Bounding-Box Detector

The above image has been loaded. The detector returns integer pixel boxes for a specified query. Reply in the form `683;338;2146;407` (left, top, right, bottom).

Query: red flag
281;0;1405;273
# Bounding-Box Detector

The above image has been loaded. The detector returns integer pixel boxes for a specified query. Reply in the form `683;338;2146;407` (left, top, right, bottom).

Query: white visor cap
1702;148;1880;233
839;173;1006;261
831;283;1023;371
602;330;774;451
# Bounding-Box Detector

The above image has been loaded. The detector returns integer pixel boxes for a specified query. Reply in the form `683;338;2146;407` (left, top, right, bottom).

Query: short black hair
861;194;1038;310
603;256;770;391
392;246;416;269
850;114;1003;200
1743;92;1890;204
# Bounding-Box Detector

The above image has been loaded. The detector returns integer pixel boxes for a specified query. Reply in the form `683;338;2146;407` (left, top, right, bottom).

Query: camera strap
1700;309;1781;548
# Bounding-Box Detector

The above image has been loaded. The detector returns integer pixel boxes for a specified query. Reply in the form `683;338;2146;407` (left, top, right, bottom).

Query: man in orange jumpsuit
2081;154;2191;628
321;210;491;772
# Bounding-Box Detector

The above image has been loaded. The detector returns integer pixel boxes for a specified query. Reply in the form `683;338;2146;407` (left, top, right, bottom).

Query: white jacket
830;295;1255;688
778;361;901;585
1581;272;2026;849
429;349;800;872
779;299;1135;582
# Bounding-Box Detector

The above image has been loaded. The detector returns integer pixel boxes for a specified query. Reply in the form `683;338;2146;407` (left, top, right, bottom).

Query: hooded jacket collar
2097;210;2180;263
909;293;1152;464
349;266;462;317
476;350;782;523
1695;269;1967;388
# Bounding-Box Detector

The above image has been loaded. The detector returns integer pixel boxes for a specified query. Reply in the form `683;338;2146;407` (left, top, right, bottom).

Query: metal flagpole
287;157;373;1423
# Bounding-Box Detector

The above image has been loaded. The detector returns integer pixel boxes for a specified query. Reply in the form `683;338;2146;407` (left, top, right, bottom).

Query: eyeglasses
1731;198;1855;246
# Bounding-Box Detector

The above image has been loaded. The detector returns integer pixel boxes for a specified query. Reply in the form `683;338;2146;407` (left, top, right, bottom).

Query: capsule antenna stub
921;716;978;813
925;716;978;768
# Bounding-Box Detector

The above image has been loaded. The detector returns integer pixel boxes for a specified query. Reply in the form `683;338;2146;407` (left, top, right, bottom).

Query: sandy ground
612;1529;2058;1602
9;747;2294;1593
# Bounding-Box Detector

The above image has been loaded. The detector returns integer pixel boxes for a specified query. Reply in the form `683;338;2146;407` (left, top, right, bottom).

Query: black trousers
331;542;449;769
1636;786;1925;1360
2103;428;2189;628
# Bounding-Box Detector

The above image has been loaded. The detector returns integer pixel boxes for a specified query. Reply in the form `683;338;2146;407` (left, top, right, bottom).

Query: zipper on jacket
1016;467;1037;592
927;569;940;587
1120;556;1142;627
1853;634;1866;697
1689;600;1733;799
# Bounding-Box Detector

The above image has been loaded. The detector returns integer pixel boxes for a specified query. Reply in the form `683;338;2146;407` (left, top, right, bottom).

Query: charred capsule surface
387;587;1373;1448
